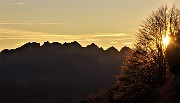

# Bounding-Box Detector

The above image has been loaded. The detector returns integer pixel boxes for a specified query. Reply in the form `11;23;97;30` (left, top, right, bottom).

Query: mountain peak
119;46;132;56
63;41;82;48
120;46;131;52
86;43;99;48
42;41;51;46
71;41;82;47
105;46;119;54
20;42;40;49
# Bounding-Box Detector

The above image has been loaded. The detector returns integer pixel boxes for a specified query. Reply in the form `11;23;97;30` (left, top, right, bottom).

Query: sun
163;34;170;48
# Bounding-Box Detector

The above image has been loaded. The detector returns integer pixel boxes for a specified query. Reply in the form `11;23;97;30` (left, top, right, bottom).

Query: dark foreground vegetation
0;41;131;103
79;44;180;103
78;5;180;103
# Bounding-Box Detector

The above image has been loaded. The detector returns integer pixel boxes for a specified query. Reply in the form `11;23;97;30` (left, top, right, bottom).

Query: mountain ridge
1;41;129;53
0;41;131;103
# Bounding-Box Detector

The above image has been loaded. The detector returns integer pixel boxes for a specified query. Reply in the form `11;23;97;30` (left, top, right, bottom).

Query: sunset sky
0;0;180;51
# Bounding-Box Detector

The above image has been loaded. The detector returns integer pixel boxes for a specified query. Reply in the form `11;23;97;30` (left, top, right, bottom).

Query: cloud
0;28;80;41
0;28;135;50
15;2;27;5
114;38;135;40
0;28;134;41
15;42;27;46
111;42;117;44
94;33;126;37
123;43;133;45
0;22;64;25
79;39;101;42
0;28;134;42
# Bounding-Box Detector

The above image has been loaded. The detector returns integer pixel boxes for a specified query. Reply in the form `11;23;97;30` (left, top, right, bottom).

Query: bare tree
135;6;168;84
115;5;180;101
132;5;180;84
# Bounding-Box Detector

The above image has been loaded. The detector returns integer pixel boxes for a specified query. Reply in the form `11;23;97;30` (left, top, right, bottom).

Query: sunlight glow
163;34;170;48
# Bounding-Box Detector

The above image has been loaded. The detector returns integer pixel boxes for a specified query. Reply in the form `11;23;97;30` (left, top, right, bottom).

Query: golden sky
0;0;180;51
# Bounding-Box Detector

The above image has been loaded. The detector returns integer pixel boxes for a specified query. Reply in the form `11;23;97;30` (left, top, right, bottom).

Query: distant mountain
0;41;131;103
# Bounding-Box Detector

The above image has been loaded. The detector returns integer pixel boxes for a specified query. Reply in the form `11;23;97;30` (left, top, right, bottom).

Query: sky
0;0;180;51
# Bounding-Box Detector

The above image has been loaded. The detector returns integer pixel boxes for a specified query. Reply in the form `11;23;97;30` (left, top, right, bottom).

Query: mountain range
0;41;131;103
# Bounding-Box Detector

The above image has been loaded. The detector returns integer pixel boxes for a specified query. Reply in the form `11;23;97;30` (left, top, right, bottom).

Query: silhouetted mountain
120;46;132;55
0;41;131;103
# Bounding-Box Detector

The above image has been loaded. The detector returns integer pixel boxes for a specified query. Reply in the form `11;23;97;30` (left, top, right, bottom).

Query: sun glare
163;34;170;48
